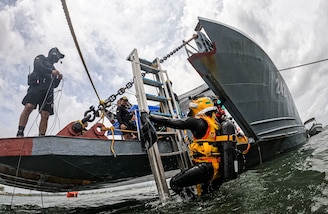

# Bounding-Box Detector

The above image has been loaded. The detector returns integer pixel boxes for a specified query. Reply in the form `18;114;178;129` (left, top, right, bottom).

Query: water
1;129;328;213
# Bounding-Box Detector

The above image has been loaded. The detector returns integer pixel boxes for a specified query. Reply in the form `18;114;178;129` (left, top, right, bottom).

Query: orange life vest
188;114;221;183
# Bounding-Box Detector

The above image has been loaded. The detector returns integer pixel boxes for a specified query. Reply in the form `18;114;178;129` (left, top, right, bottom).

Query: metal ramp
127;49;192;202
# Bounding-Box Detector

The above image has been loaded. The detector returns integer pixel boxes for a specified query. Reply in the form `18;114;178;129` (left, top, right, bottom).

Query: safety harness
189;115;221;182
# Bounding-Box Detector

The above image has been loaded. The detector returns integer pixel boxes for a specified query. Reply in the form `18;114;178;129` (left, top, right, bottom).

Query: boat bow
188;17;306;142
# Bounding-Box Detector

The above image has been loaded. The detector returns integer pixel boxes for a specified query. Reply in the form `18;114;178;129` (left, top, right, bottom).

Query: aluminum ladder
127;49;192;202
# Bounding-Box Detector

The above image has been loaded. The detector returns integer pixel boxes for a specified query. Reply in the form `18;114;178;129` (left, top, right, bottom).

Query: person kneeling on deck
116;96;137;140
148;96;230;196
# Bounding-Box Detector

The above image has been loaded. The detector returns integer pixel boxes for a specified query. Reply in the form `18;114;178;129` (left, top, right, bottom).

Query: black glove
140;111;157;149
140;111;149;124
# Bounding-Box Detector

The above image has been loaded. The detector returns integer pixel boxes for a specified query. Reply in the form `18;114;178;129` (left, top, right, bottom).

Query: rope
38;77;55;114
10;140;26;208
48;80;64;134
279;58;328;71
117;129;138;134
60;0;101;101
109;127;116;157
100;126;139;157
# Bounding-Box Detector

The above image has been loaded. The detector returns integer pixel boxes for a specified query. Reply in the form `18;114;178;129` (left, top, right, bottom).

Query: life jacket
189;114;218;157
189;114;221;183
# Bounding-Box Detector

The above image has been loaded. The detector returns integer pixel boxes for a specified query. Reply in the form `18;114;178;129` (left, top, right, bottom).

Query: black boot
17;126;25;137
16;130;24;137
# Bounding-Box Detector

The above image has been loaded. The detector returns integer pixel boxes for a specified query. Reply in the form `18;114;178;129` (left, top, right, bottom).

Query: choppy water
1;128;328;213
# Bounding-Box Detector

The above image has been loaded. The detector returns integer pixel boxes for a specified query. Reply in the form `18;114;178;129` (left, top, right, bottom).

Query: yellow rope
100;124;138;134
118;129;138;134
109;127;116;157
100;126;117;157
99;125;140;158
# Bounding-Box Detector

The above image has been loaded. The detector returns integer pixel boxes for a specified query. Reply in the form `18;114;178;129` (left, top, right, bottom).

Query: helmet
121;96;128;101
188;97;216;116
48;47;65;63
165;80;172;85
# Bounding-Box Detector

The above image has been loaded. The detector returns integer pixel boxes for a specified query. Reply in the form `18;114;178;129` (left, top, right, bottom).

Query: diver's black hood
48;47;65;64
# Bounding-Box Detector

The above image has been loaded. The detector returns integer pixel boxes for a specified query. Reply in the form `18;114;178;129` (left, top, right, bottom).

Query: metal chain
159;43;185;63
105;36;197;105
105;73;145;104
159;35;197;63
61;0;196;122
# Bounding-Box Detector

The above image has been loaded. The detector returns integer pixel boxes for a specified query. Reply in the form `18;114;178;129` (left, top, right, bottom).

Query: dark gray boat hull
188;17;308;164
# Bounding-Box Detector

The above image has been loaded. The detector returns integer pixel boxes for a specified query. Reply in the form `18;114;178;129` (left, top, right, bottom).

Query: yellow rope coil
109;127;116;157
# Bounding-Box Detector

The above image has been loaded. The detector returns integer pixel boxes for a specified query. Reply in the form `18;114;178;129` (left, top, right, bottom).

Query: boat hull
304;117;323;137
187;17;308;166
308;124;323;136
0;136;180;192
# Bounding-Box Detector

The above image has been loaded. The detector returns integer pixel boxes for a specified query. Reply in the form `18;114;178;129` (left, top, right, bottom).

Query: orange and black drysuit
149;113;225;195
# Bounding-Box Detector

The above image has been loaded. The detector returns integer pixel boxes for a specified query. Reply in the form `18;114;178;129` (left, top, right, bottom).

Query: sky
1;0;328;138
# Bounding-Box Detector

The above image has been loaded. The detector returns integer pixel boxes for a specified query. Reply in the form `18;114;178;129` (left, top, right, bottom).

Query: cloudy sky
0;0;328;138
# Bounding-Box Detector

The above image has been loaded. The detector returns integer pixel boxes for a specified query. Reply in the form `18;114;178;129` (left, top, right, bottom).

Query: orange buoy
66;191;78;198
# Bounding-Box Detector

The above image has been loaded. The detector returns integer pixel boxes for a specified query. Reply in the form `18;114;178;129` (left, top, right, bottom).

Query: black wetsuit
149;115;207;138
116;105;137;131
149;114;222;195
22;55;61;115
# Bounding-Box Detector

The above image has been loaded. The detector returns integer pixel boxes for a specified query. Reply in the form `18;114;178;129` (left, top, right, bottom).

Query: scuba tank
220;120;238;180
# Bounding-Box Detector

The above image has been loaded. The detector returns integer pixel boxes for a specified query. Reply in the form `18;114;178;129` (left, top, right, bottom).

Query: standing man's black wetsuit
17;47;64;137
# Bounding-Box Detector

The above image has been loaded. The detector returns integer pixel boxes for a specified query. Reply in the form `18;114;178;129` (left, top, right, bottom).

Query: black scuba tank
220;119;236;135
221;120;238;180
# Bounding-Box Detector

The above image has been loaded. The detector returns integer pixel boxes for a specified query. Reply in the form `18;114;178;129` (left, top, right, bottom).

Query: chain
159;43;185;63
104;73;146;104
105;36;197;105
62;0;196;122
159;35;197;63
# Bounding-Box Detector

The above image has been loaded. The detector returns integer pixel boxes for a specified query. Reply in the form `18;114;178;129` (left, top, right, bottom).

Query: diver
17;47;64;137
146;96;237;196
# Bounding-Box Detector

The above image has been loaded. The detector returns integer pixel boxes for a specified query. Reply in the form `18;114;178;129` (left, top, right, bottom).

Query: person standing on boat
147;96;225;196
16;47;64;137
116;96;137;140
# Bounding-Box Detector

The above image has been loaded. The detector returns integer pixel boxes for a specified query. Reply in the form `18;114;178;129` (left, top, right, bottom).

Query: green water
1;129;328;213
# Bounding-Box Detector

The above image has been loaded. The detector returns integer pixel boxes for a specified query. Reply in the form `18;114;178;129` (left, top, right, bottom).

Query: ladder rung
150;112;172;117
139;58;153;66
143;78;163;87
140;63;160;74
139;58;160;74
146;94;167;102
160;151;187;157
